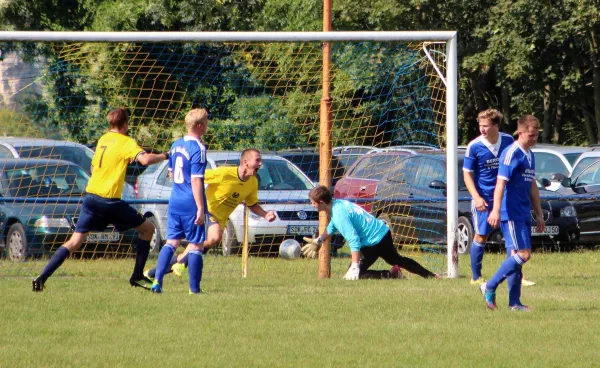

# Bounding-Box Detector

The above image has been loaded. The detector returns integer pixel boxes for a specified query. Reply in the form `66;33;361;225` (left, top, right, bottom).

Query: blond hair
185;108;209;130
477;109;504;125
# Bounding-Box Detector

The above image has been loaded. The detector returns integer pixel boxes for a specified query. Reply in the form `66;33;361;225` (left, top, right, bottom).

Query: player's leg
183;215;207;294
483;221;531;310
152;213;184;293
506;247;522;309
33;195;103;291
470;201;492;285
108;199;153;288
172;217;221;275
376;232;437;278
33;232;88;291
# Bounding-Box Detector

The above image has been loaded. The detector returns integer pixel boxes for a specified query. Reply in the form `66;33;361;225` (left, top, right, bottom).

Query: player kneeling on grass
302;186;438;280
145;148;276;280
32;108;169;292
150;108;211;294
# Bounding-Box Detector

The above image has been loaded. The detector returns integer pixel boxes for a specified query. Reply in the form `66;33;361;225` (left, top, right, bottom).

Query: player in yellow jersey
145;148;277;279
32;108;169;292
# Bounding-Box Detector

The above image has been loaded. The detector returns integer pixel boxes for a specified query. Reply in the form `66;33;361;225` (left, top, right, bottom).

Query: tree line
2;0;600;146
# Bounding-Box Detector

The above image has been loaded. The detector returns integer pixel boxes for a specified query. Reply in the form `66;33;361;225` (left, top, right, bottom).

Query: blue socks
39;246;70;281
487;253;526;292
470;241;485;280
146;255;178;278
187;251;203;294
505;248;523;306
154;244;176;285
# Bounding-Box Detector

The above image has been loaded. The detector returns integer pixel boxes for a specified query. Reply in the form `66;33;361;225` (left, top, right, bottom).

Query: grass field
1;251;599;368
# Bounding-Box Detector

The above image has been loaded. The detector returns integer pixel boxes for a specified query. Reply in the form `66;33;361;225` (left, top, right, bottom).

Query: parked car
531;144;590;191
0;158;138;260
276;149;346;187
333;150;415;213
550;150;600;244
0;137;135;199
135;152;318;255
332;145;374;172
371;153;579;254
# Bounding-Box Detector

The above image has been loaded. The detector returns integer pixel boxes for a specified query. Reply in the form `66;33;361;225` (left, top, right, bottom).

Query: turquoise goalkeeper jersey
326;199;388;252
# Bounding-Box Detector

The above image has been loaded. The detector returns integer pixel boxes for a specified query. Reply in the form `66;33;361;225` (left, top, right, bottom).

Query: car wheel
148;216;164;254
7;223;27;261
457;217;473;255
377;213;402;252
221;220;240;256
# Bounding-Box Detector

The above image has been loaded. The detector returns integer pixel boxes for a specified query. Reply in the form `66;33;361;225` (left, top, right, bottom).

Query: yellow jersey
86;131;144;199
205;166;259;226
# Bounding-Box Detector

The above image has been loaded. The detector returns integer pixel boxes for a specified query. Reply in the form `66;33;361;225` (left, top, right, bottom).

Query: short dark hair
107;108;129;129
517;114;539;128
309;185;332;204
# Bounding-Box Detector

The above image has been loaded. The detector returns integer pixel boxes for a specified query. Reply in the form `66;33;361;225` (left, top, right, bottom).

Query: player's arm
247;203;276;222
463;170;487;211
192;177;205;226
530;182;545;232
487;178;506;228
136;151;169;166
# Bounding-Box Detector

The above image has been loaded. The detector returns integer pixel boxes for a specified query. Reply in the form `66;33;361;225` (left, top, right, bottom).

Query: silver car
135;151;318;255
0;137;136;200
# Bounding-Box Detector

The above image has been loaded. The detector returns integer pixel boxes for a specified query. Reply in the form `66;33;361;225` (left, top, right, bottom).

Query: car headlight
560;205;577;217
34;216;71;228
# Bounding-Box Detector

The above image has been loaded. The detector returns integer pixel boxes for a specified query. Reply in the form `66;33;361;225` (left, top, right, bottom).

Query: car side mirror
429;180;446;190
539;178;551;188
551;173;571;187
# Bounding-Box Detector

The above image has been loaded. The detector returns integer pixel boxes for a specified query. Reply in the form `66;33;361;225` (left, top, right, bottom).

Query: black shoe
129;276;153;290
32;277;45;292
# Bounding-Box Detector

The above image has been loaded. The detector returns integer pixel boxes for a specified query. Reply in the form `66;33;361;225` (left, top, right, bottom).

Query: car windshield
1;163;89;197
571;157;600;180
281;154;345;183
336;154;360;170
213;159;313;190
564;153;584;167
348;154;410;180
15;145;94;175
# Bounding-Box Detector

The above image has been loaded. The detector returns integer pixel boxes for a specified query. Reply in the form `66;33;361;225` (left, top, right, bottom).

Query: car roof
531;144;590;154
0;158;76;167
0;137;90;148
208;151;287;161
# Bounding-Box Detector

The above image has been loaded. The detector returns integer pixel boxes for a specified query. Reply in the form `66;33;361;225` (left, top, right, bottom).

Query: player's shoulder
500;142;521;162
182;136;206;151
465;136;484;155
500;132;515;143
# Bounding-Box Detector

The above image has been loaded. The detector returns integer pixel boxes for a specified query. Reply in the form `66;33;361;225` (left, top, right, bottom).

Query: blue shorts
471;200;494;236
166;213;207;245
75;194;146;233
500;220;532;251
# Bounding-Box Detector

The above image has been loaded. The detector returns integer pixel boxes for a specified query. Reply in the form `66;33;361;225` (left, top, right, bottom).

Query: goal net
0;32;458;279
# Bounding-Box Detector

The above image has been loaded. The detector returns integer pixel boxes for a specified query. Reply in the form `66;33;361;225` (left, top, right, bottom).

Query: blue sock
155;244;176;285
470;241;485;280
187;251;203;293
507;267;523;306
147;255;177;278
39;246;70;281
486;254;526;291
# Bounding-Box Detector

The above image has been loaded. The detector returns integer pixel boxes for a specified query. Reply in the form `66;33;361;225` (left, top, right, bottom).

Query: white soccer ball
279;239;301;260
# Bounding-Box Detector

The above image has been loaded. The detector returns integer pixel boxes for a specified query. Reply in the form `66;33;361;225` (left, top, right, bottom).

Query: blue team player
482;115;545;311
463;109;514;285
150;108;209;294
302;186;438;280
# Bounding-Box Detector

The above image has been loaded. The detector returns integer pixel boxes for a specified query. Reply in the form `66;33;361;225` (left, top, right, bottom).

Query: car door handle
360;186;367;191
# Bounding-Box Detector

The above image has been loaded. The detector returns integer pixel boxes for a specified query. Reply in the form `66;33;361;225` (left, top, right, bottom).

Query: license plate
531;226;559;236
86;232;121;242
287;225;319;235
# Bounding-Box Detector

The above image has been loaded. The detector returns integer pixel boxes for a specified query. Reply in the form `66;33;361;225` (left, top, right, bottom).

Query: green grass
1;251;599;368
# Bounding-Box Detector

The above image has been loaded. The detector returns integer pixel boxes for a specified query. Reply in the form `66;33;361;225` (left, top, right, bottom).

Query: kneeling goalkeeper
303;185;438;280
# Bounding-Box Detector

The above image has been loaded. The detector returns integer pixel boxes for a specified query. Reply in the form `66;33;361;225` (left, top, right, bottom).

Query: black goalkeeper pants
357;231;436;279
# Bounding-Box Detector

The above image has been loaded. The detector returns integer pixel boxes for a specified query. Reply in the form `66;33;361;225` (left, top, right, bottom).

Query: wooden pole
318;0;333;279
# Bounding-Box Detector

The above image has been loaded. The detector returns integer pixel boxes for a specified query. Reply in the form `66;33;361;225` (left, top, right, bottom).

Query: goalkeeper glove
301;236;322;258
343;262;360;281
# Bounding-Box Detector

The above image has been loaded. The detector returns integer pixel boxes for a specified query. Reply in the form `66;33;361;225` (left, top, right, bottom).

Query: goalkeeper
303;185;438;280
145;148;276;279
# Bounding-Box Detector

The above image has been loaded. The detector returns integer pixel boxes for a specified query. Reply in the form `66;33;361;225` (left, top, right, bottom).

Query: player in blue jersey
150;108;209;294
463;109;514;285
302;186;438;280
482;115;544;311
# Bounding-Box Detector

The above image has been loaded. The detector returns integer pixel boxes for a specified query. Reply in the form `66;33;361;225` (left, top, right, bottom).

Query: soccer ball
279;239;301;260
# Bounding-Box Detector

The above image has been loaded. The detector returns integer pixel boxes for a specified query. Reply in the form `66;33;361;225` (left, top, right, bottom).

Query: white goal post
0;31;459;278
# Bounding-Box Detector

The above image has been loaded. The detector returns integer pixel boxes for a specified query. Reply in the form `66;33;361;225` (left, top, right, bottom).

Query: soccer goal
0;31;458;279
